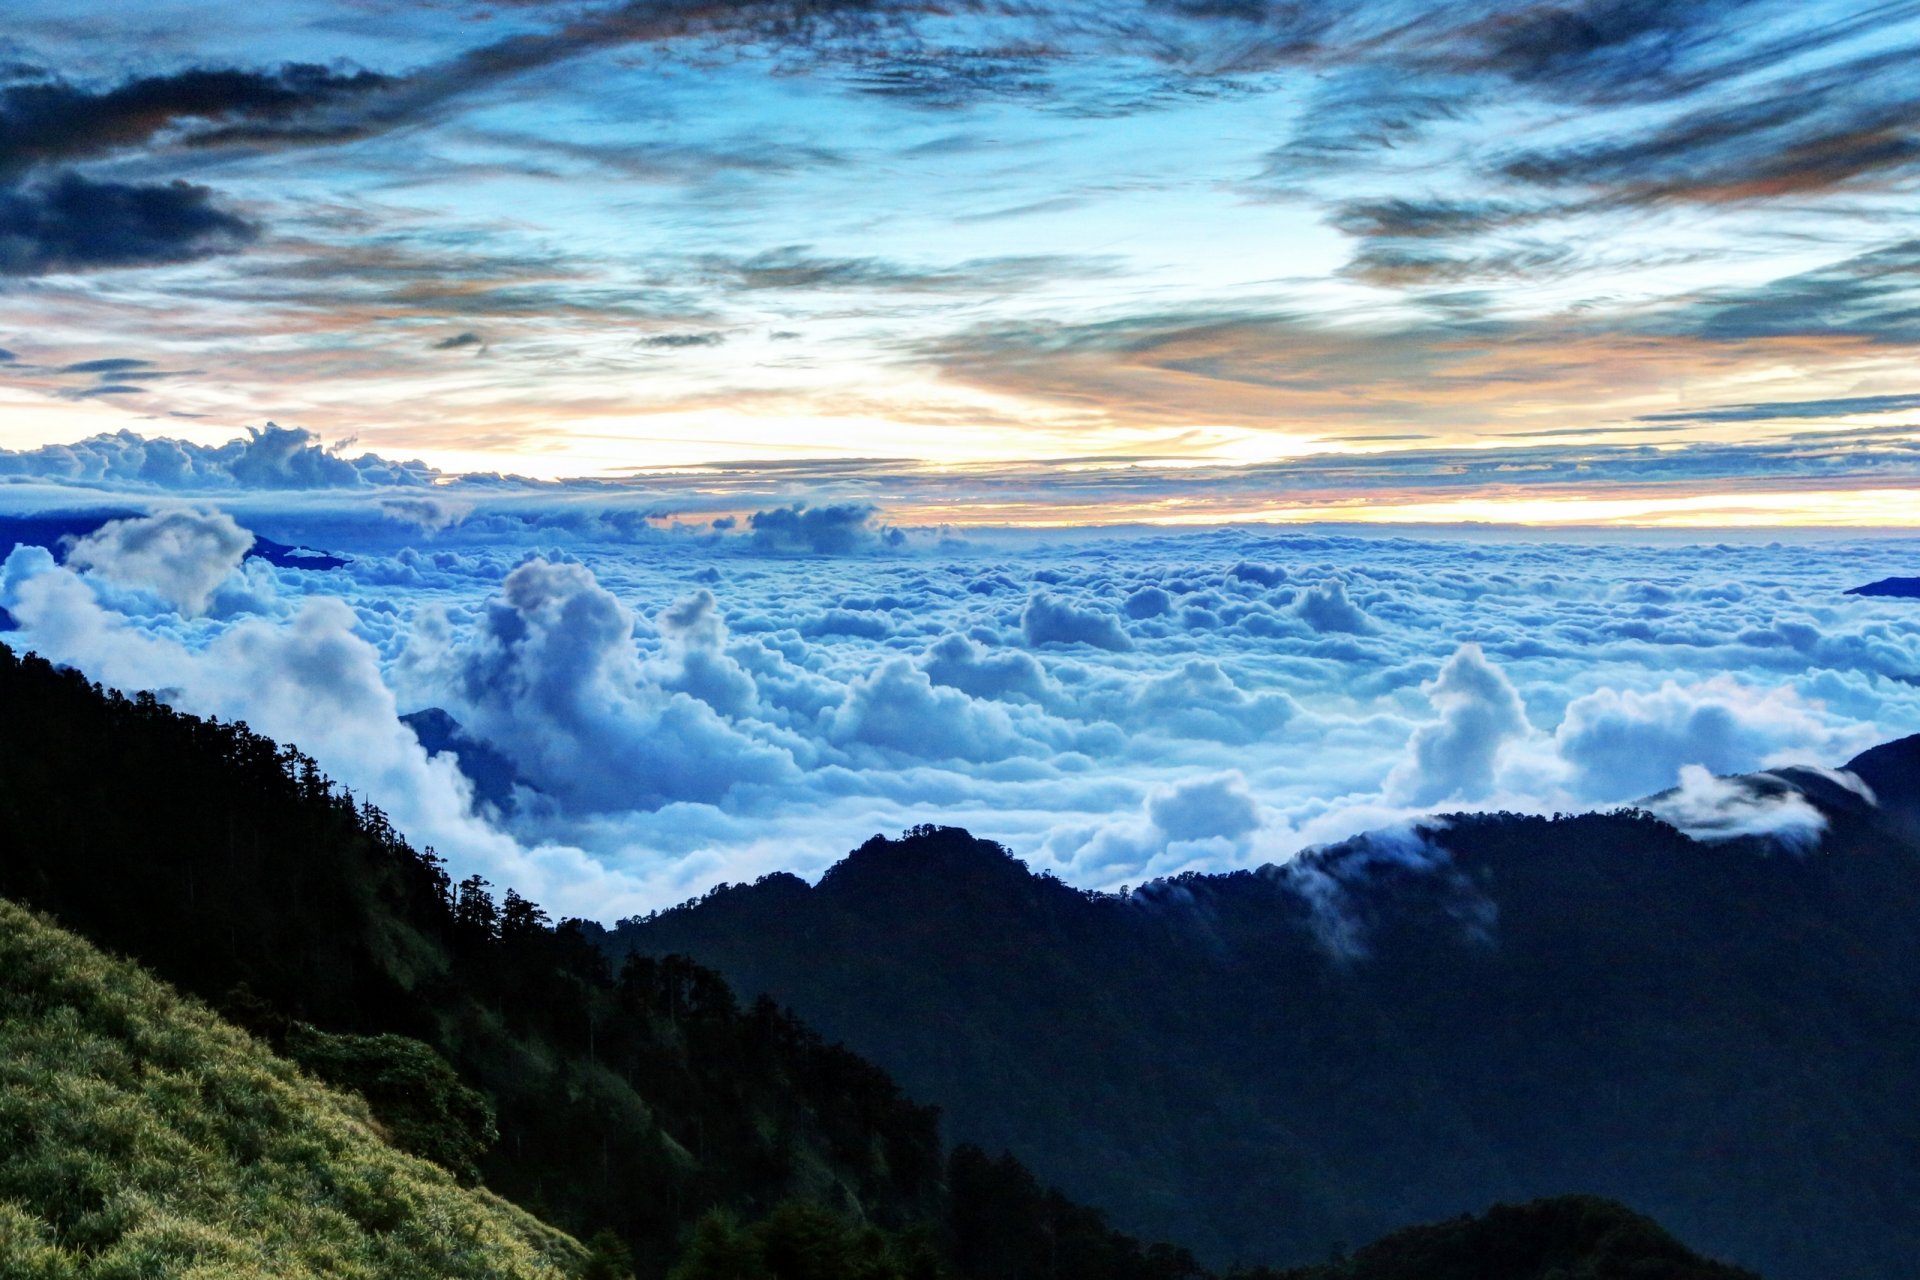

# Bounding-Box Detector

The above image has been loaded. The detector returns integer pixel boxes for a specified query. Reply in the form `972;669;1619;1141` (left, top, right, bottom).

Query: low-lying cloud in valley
3;483;1914;917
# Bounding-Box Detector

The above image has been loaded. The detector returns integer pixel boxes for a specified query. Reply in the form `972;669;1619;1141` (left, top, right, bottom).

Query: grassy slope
0;897;586;1280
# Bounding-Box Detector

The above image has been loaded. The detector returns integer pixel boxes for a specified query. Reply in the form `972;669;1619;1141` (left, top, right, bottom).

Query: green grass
0;897;588;1280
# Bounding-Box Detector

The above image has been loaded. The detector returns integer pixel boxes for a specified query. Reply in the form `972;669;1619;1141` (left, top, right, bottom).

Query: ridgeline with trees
0;640;1768;1279
611;771;1920;1280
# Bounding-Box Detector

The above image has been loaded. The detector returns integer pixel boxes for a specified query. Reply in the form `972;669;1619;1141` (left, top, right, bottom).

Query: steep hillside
0;638;1773;1280
0;641;1195;1280
0;897;585;1280
611;753;1920;1280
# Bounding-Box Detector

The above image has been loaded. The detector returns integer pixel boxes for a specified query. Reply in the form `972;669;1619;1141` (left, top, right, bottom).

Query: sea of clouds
4;449;1919;918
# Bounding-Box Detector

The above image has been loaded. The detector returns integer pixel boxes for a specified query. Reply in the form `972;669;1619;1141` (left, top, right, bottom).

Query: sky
1;0;1920;522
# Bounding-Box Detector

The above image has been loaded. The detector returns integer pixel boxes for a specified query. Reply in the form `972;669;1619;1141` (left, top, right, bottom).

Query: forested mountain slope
0;639;1770;1280
612;755;1920;1280
0;641;1192;1280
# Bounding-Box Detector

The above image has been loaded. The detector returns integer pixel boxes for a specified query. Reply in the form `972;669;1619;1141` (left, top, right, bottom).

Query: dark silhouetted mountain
403;706;533;814
1846;576;1920;598
612;755;1920;1280
0;638;1765;1280
249;535;350;569
1240;1195;1756;1280
0;509;141;554
1846;733;1920;806
0;640;1208;1280
0;510;347;570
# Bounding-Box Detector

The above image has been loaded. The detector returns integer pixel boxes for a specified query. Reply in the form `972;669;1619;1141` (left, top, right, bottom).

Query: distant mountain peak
1845;733;1920;809
822;825;1041;893
1846;576;1920;598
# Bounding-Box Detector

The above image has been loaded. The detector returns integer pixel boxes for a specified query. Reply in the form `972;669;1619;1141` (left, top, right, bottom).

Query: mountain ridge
611;750;1920;1280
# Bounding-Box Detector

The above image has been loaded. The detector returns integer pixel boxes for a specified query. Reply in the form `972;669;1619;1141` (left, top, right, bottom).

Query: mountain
1243;1196;1756;1280
0;511;347;571
0;638;1770;1279
1845;577;1920;598
609;748;1920;1280
402;706;534;813
0;896;585;1280
0;640;1201;1280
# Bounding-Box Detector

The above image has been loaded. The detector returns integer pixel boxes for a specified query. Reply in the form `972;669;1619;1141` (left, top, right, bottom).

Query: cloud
378;495;470;532
4;502;1914;918
0;546;658;916
1329;197;1537;241
0;172;256;275
1123;585;1173;618
0;426;434;490
824;656;1031;762
1553;677;1838;801
64;508;253;616
1021;591;1132;650
1496;44;1920;205
1056;770;1266;882
1388;643;1529;805
1293;578;1373;634
400;558;795;813
1147;771;1260;843
1645;764;1830;850
698;245;1107;293
0;64;392;175
1112;658;1295;744
747;503;898;554
1280;820;1495;961
1636;392;1920;424
921;632;1060;704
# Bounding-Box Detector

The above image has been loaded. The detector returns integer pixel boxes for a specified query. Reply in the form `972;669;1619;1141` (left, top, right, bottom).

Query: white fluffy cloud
65;508;253;615
1646;765;1831;849
402;559;796;813
0;544;651;917
1021;591;1132;651
1553;677;1844;801
1388;644;1530;805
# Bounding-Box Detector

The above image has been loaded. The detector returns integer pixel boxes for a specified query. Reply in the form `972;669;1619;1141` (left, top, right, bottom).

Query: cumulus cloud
1113;659;1295;744
402;558;795;813
1124;585;1173;619
1021;591;1132;651
653;588;759;718
747;503;899;555
1554;677;1840;801
65;508;252;615
1293;577;1373;634
824;657;1031;763
1057;771;1266;883
1147;772;1261;843
0;425;433;490
921;632;1059;705
1388;644;1529;805
0;544;653;916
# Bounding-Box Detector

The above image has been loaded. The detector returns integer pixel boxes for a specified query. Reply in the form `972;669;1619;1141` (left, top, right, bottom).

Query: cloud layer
4;500;1911;916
